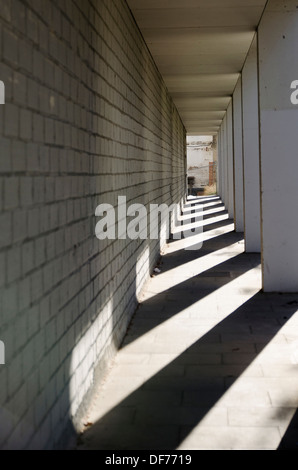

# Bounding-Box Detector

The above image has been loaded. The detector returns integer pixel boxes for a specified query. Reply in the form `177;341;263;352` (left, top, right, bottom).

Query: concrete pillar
233;77;244;232
242;35;261;252
217;131;222;197
258;0;298;292
222;114;229;207
226;101;234;219
220;123;226;201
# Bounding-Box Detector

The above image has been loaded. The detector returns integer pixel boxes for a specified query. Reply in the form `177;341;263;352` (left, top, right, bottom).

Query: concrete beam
126;0;267;135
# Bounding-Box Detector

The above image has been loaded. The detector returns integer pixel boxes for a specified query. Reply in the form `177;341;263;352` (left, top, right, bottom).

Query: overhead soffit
126;0;268;135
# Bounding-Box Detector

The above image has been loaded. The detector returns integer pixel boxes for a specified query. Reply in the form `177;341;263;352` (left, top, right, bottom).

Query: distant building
187;136;216;192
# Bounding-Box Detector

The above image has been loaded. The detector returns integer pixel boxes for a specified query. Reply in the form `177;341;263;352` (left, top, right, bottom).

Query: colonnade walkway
77;196;298;450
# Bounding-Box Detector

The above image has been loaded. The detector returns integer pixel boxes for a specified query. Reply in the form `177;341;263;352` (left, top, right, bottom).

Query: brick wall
0;0;186;449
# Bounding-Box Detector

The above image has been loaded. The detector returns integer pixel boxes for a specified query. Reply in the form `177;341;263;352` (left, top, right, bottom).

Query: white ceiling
126;0;268;135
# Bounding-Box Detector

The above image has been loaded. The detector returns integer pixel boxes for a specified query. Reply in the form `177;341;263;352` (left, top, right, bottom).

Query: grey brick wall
0;0;186;449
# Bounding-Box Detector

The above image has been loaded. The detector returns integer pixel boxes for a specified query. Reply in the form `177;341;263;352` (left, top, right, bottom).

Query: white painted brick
26;143;39;172
32;390;47;430
4;176;19;210
22;241;34;276
0;251;5;287
30;271;43;304
27;79;39;111
27;207;39;238
26;304;39;340
18;277;31;312
34;236;46;267
13;72;27;107
7;353;22;397
38;355;50;393
39;145;50;173
33;177;45;204
11;0;26;32
19;40;33;74
32;114;44;143
0;212;12;249
7;245;21;284
0;138;12;173
0;0;186;450
20;177;33;207
26;10;39;45
3;27;18;65
11;140;26;172
21;341;35;378
4;104;19;137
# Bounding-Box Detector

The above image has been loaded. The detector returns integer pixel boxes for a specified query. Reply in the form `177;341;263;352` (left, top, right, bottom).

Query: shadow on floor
123;251;260;347
74;199;297;450
278;409;298;450
78;291;298;450
77;197;298;450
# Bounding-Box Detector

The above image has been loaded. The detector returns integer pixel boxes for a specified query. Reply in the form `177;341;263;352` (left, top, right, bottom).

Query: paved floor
78;196;298;450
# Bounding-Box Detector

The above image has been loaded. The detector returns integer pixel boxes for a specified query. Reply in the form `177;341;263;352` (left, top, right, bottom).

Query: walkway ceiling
126;0;268;135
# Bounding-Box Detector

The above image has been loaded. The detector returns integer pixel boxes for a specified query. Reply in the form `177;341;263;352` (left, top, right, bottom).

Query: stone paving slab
177;425;281;450
227;406;296;432
78;196;298;451
78;424;180;450
133;406;228;427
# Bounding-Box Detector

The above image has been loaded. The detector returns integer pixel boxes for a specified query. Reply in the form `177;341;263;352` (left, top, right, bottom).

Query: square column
220;123;226;202
233;78;244;232
258;0;298;291
221;115;228;206
242;35;261;253
217;132;222;197
226;101;234;219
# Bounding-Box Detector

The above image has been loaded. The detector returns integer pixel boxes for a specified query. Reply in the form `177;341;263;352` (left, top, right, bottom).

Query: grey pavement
77;196;298;450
